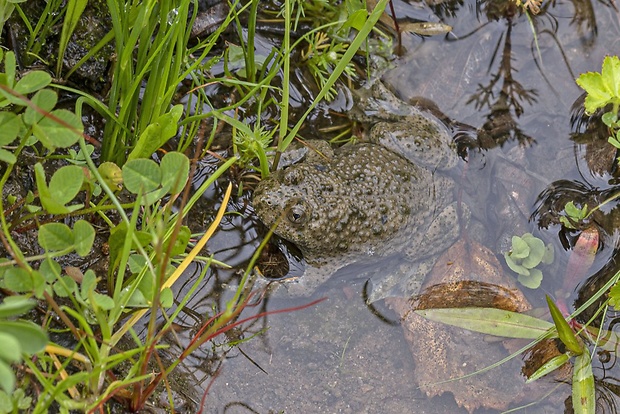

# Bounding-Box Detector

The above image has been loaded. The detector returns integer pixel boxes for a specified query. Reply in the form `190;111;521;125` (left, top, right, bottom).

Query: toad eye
287;201;309;225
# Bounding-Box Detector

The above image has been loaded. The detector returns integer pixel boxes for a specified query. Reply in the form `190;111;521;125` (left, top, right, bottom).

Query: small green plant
0;50;83;164
0;387;33;413
560;201;589;229
576;55;620;117
576;55;620;159
504;233;554;289
301;31;357;101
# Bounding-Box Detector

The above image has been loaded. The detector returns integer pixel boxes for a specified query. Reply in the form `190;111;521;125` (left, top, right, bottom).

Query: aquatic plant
503;233;553;289
417;293;603;413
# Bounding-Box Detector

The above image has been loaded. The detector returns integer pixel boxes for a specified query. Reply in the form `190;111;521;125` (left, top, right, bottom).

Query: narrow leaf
415;307;555;339
526;353;570;383
57;0;88;76
127;104;183;161
573;349;595;414
546;295;583;355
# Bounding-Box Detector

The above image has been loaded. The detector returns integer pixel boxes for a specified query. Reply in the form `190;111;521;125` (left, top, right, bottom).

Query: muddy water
161;1;620;413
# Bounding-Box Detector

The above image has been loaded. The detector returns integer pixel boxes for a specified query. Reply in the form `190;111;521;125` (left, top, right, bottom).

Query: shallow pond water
158;1;620;413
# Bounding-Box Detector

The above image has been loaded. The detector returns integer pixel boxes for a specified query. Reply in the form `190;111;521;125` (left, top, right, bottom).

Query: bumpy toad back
253;83;463;298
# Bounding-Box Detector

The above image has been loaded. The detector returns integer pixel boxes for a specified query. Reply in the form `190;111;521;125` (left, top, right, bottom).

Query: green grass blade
279;0;389;153
56;0;88;76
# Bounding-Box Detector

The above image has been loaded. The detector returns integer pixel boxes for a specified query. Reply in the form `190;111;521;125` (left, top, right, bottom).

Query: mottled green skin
253;83;461;299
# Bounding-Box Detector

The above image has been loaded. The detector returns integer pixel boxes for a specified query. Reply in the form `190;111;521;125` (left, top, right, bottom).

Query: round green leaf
38;222;73;252
90;292;115;311
0;388;12;411
521;235;545;268
24;89;57;126
542;243;554;265
39;258;61;283
160;287;173;308
504;253;530;276
34;109;83;150
4;268;33;292
0;148;17;165
14;71;52;95
73;220;95;257
79;269;97;301
518;268;543;289
53;275;77;297
160;151;189;195
48;165;84;205
122;158;161;194
510;236;530;259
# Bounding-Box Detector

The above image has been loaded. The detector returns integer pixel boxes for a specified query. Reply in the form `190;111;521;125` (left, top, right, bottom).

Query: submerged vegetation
0;0;619;412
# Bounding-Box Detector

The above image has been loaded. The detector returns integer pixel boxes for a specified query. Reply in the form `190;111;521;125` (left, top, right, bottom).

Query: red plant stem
137;295;327;407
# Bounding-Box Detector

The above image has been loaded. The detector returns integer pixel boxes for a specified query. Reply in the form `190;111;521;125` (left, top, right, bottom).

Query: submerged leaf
415;307;554;339
518;268;543;289
511;235;530;259
521;235;545;268
525;352;570;383
562;226;598;294
400;21;452;36
573;349;595;414
504;253;530;276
